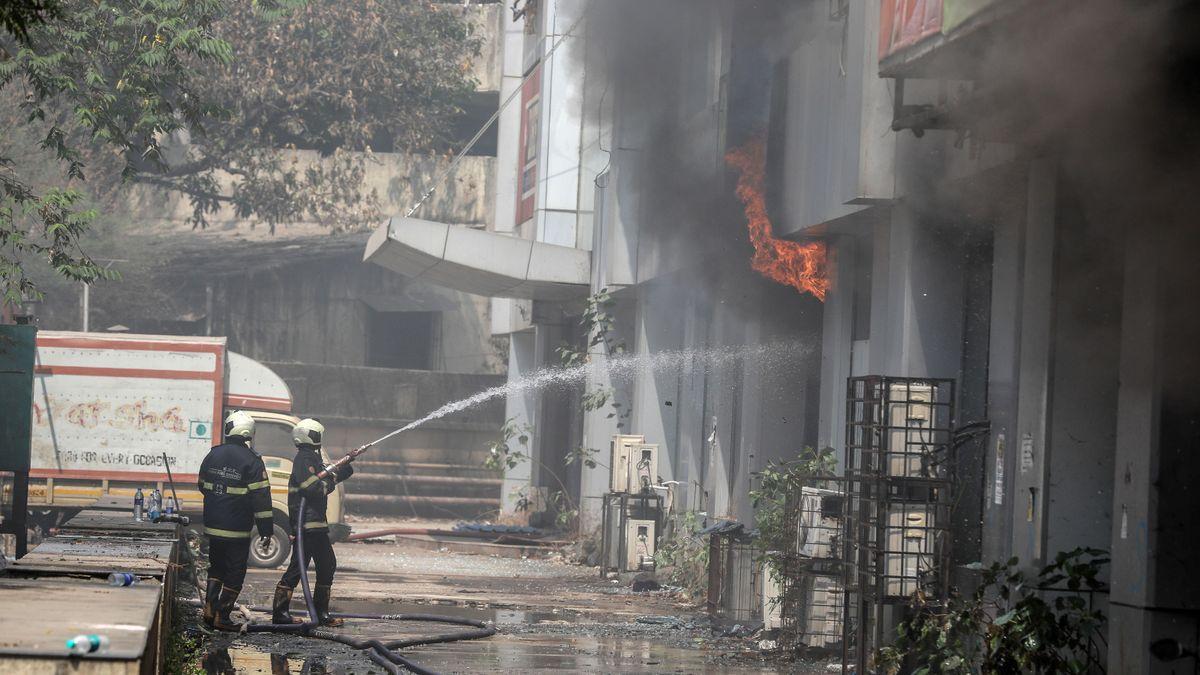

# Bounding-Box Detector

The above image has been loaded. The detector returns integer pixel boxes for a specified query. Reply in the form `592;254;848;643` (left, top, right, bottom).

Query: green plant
482;417;533;471
876;548;1109;675
1;0;481;301
556;288;631;431
164;601;205;675
750;446;837;557
653;510;709;601
565;445;606;470
486;419;585;536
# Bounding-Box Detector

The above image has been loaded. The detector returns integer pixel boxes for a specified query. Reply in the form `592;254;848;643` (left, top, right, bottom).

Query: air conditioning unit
886;381;936;478
609;434;645;493
762;558;783;630
884;505;936;597
794;486;843;560
800;575;844;648
624;519;656;571
610;437;658;494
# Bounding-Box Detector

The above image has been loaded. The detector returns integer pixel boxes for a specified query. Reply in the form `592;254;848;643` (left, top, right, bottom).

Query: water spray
222;340;810;673
319;341;808;478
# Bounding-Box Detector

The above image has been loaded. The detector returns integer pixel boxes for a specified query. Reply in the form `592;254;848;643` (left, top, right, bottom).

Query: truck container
22;331;345;567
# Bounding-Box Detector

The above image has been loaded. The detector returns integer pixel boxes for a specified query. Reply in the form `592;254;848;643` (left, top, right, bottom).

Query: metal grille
707;526;761;623
773;481;849;651
842;376;956;671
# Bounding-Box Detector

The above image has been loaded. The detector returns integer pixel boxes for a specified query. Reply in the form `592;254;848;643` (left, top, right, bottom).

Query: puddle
333;598;587;627
205;636;801;674
411;635;795;673
204;647;341;674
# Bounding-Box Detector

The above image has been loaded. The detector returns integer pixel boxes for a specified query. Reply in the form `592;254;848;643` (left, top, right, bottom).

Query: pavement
194;525;835;674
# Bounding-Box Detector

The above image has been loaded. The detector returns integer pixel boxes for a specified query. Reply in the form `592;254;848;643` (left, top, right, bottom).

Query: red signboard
516;63;542;226
879;0;943;59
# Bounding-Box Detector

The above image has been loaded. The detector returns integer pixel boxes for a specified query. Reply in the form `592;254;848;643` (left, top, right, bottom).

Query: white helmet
293;418;324;447
224;410;256;440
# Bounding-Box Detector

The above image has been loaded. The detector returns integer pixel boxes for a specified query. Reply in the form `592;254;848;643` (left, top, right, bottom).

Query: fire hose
203;435;496;674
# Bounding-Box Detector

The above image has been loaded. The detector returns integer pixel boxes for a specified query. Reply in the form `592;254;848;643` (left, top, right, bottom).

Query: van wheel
249;523;291;568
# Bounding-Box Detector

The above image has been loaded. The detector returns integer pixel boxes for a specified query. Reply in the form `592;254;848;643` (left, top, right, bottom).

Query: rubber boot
202;577;222;627
313;584;343;627
271;584;304;625
213;585;246;632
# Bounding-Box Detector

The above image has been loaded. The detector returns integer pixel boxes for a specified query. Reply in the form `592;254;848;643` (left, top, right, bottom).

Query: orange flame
725;135;829;302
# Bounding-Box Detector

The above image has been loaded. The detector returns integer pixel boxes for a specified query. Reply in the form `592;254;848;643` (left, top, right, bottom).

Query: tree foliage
1;0;482;304
876;548;1109;674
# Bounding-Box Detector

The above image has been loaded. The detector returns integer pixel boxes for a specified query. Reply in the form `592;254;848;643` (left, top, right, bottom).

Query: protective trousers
278;529;337;589
207;535;251;590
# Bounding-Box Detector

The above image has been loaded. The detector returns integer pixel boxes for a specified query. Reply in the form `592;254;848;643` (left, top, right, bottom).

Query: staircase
342;460;503;520
262;362;507;521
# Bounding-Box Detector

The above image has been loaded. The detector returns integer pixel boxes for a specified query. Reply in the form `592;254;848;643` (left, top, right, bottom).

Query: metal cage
842;376;956;672
706;523;761;623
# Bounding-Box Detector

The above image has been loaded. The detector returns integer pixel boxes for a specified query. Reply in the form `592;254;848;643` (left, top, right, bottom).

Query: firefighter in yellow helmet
198;410;274;631
272;418;354;625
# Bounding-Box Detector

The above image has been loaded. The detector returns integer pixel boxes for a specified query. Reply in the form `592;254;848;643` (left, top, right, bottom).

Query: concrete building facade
369;0;1200;669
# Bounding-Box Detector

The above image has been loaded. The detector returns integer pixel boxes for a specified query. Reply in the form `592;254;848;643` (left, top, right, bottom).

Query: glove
335;463;354;482
257;535;272;551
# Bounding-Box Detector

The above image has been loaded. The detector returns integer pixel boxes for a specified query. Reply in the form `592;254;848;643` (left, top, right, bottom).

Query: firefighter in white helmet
272;418;354;625
198;410;274;631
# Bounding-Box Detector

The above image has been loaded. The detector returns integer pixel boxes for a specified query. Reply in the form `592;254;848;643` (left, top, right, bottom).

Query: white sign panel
30;374;216;475
37;346;217;372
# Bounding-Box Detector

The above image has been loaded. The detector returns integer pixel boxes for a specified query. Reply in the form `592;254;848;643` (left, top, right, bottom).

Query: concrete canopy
363;216;591;300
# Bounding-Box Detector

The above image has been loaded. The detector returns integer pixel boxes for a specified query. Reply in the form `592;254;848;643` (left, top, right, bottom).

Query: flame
725;135;829;302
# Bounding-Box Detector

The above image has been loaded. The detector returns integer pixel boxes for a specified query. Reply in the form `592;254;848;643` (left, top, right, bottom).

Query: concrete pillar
980;175;1025;565
1009;159;1056;568
1106;234;1160;673
674;293;710;513
491;2;525;235
868;204;965;380
500;331;538;513
630;282;684;485
817;236;857;467
730;315;764;524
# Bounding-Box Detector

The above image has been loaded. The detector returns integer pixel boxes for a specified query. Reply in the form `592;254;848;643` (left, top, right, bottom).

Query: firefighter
272;418;353;626
199;410;274;631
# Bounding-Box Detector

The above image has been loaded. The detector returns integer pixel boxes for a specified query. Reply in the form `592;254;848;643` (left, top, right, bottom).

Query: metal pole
161;451;181;513
81;283;89;332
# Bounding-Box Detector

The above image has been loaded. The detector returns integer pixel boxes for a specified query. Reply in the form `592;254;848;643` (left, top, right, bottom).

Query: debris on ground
631;572;661;592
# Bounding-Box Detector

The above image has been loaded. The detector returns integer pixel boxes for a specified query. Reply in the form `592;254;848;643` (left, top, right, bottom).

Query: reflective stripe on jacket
287;446;351;534
198;439;274;539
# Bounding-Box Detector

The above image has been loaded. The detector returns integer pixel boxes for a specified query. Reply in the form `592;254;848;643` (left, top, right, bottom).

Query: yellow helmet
223;410;256;440
293;418;325;447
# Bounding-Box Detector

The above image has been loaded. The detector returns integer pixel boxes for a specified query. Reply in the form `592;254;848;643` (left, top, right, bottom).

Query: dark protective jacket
287;445;352;534
198;438;274;540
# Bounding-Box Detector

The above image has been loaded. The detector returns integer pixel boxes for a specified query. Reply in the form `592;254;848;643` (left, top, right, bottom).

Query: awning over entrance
363;216;591;300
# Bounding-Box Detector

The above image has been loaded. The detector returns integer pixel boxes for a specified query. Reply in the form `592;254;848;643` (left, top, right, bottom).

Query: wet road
197;538;831;674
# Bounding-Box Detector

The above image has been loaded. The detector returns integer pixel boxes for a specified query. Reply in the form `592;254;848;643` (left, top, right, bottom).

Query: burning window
726;135;830;301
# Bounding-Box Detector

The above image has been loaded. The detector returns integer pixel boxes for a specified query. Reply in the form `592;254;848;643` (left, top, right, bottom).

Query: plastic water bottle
107;572;137;586
147;490;161;522
65;634;109;655
133;488;144;522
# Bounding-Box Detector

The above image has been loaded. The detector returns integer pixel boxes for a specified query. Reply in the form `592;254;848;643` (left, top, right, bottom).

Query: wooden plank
9;537;174;576
57;510;179;539
0;578;160;661
84;495;136;512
